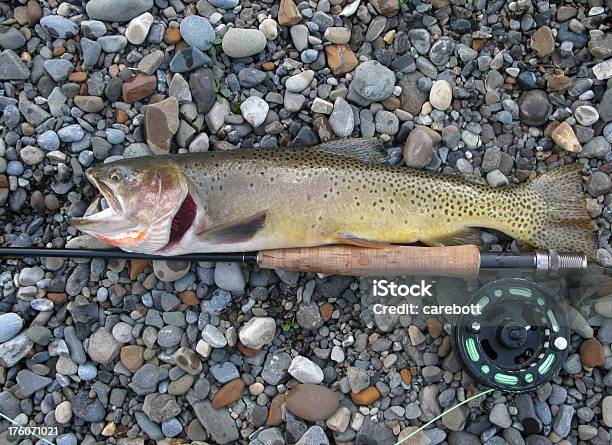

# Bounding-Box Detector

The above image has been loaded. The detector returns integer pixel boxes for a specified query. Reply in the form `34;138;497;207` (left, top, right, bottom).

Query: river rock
180;16;215;51
0;313;24;342
88;328;121;364
429;80;452;110
350;60;395;104
86;0;154;22
126;12;154;45
517;90;552;126
404;128;434;168
288;356;324;384
239;317;276;349
144;96;179;154
240;96;269;128
530;26;555;58
222;28;266;58
285;384;340;421
0;49;30;80
551;121;582;153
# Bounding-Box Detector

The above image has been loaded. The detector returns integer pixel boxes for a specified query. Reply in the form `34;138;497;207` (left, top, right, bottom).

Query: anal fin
196;211;267;244
337;233;394;248
421;228;481;247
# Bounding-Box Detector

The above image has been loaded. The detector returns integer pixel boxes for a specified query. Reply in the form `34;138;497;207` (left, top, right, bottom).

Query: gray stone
0;26;26;50
86;0;154;22
262;351;291;385
16;370;52;396
351;60;395;103
210;361;239;383
180;16;215;51
0;334;33;367
135;411;164;440
347;366;370;393
552;405;574;438
0;49;28;80
0;313;24;343
43;59;74;82
40;15;79;38
295;426;329;445
375;110;399;135
98;35;128;53
37;130;60;151
191;400;239;444
222;28;267;58
329;97;354;137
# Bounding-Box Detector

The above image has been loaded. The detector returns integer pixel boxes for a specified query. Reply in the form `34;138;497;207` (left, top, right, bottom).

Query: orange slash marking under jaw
96;230;147;246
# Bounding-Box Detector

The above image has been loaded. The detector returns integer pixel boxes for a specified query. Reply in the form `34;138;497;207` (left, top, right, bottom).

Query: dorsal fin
315;138;388;164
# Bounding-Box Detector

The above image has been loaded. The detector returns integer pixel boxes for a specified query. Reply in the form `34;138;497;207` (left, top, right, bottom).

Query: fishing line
0;410;56;445
394;387;494;445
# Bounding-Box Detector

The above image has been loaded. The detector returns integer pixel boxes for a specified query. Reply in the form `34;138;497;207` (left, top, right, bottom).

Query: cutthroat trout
70;139;596;256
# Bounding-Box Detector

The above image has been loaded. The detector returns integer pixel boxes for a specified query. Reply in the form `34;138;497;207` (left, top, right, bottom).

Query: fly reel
452;278;569;392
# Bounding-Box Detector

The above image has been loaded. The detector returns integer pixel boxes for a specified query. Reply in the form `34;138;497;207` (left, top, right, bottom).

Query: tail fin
524;164;596;256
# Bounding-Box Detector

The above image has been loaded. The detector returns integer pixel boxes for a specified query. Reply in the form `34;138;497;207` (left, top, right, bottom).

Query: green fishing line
0;411;56;445
394;387;495;445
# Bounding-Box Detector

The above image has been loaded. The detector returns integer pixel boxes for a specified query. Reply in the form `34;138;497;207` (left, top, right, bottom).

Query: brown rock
351;386;381;405
426;318;444;339
179;290;199;305
129;259;148;280
320;303;334;321
68;72;88;83
325;44;358;76
238;342;260;357
399;71;428;116
212;379;246;408
47;293;68;304
164;28;182;45
370;0;399;17
285;384;340;422
144;96;179;154
14;0;42;25
74;95;105;113
400;369;412;385
122;75;157;103
404;127;434;168
551;121;582;153
89;328;122;364
530;26;555;59
313;115;334;142
0;175;7;207
262;61;275;71
278;0;302;26
120;345;144;373
547;73;571;92
267;393;286;426
580;339;605;368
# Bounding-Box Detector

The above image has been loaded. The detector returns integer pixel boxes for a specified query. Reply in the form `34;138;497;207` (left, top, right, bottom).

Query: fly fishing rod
0;245;588;278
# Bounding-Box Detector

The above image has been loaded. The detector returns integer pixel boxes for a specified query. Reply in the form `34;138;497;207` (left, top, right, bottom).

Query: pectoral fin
337;233;394;248
196;211;267;244
421;228;481;247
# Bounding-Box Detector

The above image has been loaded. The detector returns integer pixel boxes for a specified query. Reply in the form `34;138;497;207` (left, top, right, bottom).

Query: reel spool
452;278;569;393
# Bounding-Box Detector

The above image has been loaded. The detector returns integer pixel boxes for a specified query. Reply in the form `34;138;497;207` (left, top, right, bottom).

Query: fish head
70;158;192;253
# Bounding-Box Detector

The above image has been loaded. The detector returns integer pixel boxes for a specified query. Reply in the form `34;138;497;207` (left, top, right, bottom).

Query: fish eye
108;168;124;182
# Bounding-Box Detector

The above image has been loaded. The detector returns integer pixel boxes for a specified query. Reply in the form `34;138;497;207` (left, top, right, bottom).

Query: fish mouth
68;170;126;230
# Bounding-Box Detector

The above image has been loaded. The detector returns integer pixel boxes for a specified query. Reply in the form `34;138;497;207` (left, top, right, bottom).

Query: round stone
240;96;269;128
222;28;267;58
351;60;395;103
180;16;215;51
575;105;599;126
517;90;552;126
429;79;453;110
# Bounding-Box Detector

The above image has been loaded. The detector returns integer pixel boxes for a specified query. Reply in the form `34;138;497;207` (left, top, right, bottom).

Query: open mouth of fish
75;172;199;252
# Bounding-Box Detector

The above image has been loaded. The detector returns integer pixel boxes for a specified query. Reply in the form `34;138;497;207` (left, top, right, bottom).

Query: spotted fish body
70;139;596;256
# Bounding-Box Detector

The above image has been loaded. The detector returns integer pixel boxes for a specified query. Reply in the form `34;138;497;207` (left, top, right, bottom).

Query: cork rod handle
257;245;481;278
